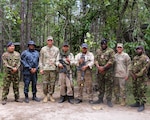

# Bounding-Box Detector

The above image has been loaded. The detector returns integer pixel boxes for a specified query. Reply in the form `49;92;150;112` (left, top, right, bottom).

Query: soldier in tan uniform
56;42;74;104
74;43;94;104
1;42;23;105
114;43;131;106
39;36;59;103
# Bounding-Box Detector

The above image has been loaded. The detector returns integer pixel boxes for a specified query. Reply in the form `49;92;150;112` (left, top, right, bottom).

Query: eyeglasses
117;47;122;48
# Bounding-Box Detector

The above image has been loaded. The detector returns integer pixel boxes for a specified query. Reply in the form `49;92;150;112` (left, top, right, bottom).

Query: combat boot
43;95;48;103
24;93;29;103
130;102;140;107
1;100;7;105
68;96;74;104
120;98;126;106
107;100;113;107
138;104;145;112
92;98;103;104
49;94;55;102
32;93;40;102
58;96;66;103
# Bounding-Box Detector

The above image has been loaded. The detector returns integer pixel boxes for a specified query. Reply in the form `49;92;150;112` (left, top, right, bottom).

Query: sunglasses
117;47;122;48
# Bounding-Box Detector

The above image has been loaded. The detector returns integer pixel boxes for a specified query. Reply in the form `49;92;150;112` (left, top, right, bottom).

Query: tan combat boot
120;98;126;106
43;95;48;103
49;94;55;102
114;97;120;104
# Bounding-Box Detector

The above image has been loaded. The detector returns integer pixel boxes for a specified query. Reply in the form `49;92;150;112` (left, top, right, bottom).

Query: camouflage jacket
95;47;115;69
2;51;20;72
130;53;150;77
39;45;59;70
74;51;94;69
114;52;131;78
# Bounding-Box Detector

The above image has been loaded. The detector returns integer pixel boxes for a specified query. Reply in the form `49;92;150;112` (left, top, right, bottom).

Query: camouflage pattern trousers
114;77;126;99
77;69;93;100
97;71;113;101
132;76;147;104
2;72;20;100
42;70;57;95
59;73;73;96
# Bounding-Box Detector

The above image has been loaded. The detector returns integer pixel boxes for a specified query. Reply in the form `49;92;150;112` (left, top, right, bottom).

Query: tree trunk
20;0;26;52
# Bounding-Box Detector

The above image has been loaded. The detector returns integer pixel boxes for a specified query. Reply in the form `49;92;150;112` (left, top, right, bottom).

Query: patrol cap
136;46;144;50
81;43;88;48
101;39;107;45
28;40;36;46
47;36;53;41
117;43;123;48
63;42;69;47
7;41;14;47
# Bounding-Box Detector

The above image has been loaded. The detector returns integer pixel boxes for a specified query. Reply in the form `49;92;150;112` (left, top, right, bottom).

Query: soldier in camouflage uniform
56;42;74;104
74;43;94;104
1;42;23;105
39;36;59;103
130;46;150;112
93;39;115;107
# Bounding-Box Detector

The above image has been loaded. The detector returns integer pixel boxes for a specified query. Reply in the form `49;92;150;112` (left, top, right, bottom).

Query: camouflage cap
47;36;53;41
117;43;123;48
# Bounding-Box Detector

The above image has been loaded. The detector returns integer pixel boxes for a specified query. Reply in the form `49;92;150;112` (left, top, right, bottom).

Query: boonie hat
136;46;144;50
28;40;36;46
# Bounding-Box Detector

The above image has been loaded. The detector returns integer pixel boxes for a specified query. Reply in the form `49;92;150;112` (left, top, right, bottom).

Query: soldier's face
101;43;107;50
82;47;87;53
47;39;54;47
116;46;123;53
28;44;35;50
7;45;15;53
62;46;69;52
136;48;143;56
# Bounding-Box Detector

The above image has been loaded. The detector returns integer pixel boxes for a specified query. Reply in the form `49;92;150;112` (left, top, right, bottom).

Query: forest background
0;0;150;104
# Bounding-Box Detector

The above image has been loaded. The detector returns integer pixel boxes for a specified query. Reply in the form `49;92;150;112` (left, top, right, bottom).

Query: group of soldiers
1;36;150;112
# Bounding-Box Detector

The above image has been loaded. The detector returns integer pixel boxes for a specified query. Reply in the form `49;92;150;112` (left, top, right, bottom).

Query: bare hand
58;63;64;68
40;70;44;75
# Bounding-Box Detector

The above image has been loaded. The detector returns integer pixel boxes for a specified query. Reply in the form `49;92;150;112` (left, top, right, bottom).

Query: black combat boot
32;93;40;102
92;98;103;104
75;99;82;104
58;96;66;103
24;93;29;103
68;96;74;104
107;100;113;107
138;103;145;112
15;95;23;103
1;99;7;105
130;102;140;107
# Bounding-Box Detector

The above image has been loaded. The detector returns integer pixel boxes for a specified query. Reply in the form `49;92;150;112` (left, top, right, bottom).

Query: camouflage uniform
130;53;149;104
39;45;59;96
56;50;74;97
75;51;94;101
95;47;115;102
2;51;21;101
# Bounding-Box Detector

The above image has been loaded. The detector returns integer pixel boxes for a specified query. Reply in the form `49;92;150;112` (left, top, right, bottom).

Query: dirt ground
0;82;150;120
